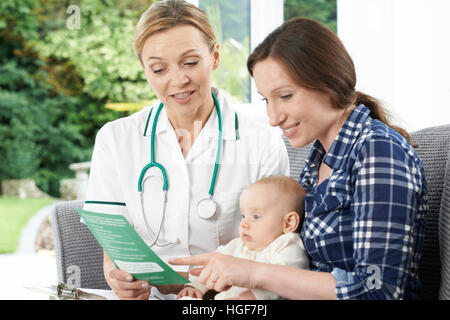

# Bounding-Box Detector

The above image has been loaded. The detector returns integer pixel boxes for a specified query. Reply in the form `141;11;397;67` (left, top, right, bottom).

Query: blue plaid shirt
299;105;428;300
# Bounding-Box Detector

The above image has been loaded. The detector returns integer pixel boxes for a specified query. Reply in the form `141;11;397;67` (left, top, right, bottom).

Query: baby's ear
283;211;300;233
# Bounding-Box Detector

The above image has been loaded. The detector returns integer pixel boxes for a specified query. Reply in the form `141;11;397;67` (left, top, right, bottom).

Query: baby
177;175;310;300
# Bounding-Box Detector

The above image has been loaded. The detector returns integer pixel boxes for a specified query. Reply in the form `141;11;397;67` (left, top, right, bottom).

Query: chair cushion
439;148;450;299
411;124;450;299
282;136;312;180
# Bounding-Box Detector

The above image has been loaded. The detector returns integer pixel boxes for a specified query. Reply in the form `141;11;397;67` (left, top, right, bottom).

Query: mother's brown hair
247;17;411;143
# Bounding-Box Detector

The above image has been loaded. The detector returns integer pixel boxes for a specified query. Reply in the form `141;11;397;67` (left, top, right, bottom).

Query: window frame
187;0;284;123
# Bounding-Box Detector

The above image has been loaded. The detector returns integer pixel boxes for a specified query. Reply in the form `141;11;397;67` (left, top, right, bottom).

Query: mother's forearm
253;263;337;300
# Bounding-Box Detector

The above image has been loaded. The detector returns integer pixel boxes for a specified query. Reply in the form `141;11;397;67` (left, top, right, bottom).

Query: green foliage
284;0;337;32
0;138;41;179
34;0;155;103
212;37;250;104
0;58;97;195
0;0;148;196
0;0;40;40
200;0;250;43
200;0;251;102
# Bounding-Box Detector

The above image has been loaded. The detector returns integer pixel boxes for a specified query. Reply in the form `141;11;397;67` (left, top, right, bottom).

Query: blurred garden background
0;0;335;255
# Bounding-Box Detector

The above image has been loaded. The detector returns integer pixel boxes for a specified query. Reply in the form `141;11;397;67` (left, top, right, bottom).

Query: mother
171;17;428;300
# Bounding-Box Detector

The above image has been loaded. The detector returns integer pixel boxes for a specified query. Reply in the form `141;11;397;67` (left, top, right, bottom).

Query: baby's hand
177;286;203;300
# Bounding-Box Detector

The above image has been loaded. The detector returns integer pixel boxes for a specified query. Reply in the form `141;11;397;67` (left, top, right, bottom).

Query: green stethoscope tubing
208;91;222;195
137;91;223;196
137;104;169;192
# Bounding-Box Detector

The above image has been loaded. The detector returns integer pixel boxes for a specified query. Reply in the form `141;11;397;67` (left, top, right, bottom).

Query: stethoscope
137;92;224;247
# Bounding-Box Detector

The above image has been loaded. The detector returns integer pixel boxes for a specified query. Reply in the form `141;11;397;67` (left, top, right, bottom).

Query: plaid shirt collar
302;105;371;189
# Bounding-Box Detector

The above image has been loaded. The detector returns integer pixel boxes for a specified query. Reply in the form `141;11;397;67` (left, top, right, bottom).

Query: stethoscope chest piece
197;197;217;219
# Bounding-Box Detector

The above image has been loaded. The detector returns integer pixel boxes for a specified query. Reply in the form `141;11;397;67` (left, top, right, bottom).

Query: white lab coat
83;87;290;271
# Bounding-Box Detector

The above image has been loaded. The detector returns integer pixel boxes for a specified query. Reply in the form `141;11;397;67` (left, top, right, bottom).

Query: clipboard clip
50;283;107;300
50;283;80;300
24;283;107;300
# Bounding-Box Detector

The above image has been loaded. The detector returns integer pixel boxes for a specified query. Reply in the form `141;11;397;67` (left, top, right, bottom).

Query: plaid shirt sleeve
333;135;427;299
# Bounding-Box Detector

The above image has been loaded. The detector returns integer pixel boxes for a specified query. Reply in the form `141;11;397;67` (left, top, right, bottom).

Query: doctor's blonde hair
134;0;216;62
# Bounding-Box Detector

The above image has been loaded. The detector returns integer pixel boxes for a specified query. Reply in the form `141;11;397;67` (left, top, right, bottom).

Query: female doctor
82;0;289;300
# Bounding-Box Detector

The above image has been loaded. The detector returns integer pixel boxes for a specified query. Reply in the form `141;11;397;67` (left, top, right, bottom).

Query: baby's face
239;184;289;251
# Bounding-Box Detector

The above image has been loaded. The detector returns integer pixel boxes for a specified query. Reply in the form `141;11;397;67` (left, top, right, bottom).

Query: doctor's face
239;184;290;251
141;25;219;120
252;57;344;150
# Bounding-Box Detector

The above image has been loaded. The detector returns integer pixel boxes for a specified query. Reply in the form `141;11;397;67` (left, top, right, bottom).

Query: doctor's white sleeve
82;123;130;220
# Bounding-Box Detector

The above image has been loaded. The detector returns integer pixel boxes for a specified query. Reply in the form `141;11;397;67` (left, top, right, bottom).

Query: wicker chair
52;124;450;298
52;200;109;289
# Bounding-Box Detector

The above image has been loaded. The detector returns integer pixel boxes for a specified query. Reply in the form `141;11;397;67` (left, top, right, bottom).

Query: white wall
338;0;450;132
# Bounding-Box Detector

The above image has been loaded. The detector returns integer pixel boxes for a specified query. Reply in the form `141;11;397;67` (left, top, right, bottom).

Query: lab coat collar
141;87;238;141
211;87;239;141
184;91;238;163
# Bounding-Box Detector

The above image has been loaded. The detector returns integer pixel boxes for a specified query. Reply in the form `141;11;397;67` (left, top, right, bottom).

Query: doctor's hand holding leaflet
171;17;428;300
82;0;289;300
177;176;309;300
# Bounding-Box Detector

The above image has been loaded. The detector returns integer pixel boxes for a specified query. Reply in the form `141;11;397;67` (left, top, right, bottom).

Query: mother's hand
169;252;258;292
